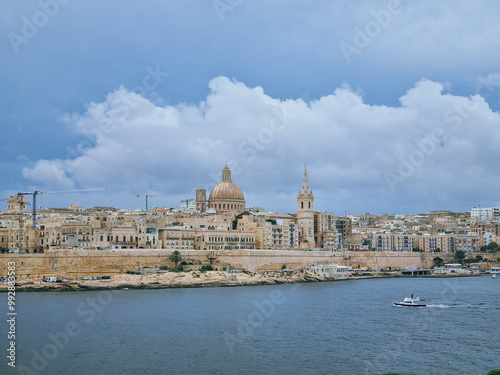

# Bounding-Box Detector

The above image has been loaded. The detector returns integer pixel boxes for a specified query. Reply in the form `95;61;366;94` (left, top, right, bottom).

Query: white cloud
22;76;500;214
22;159;75;189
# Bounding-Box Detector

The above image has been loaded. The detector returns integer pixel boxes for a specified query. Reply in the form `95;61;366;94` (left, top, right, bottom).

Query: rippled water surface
3;276;500;374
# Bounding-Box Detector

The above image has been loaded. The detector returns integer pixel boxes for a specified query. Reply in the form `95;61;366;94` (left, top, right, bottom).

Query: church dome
208;164;245;212
209;182;244;200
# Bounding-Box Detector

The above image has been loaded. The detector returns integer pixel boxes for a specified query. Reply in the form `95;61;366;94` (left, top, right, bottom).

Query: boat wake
426;304;450;308
427;303;490;309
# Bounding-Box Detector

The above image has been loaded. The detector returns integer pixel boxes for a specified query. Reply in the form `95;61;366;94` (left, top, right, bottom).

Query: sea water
2;276;499;375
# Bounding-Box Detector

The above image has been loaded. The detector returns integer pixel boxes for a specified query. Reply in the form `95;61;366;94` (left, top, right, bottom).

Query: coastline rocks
0;271;324;292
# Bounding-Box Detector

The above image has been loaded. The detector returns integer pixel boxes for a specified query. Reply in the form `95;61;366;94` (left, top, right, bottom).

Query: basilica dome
208;164;245;213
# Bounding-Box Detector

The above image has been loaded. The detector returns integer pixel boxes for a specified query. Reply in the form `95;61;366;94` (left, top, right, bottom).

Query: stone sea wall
0;249;456;279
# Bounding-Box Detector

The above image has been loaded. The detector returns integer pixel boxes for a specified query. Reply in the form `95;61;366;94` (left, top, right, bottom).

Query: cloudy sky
2;1;500;215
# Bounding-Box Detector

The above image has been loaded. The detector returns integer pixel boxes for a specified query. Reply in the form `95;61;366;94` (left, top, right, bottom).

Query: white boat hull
393;302;426;307
393;294;426;307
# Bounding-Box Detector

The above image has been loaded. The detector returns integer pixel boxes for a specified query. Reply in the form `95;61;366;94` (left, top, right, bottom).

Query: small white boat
393;294;426;307
491;267;500;278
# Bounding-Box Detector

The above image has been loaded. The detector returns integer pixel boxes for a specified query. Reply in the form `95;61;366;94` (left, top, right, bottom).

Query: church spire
301;163;310;194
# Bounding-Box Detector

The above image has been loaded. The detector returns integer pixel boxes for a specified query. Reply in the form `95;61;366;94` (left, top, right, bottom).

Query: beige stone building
195;229;255;250
314;211;341;250
159;226;196;250
234;212;296;250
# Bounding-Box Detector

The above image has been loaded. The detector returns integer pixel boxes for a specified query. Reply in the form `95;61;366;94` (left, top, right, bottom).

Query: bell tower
196;189;207;212
297;164;315;247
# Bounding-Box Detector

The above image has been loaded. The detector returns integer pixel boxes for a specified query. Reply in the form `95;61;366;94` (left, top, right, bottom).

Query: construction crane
16;188;107;228
136;194;178;211
181;199;194;208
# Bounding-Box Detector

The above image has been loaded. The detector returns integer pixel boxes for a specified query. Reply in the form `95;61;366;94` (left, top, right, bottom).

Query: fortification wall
0;249;459;279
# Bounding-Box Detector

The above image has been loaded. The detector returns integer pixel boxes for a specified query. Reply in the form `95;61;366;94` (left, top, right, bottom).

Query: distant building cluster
1;165;499;254
347;209;500;253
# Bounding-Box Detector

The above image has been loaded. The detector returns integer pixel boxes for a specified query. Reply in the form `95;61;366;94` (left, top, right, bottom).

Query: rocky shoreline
0;271;333;292
0;270;483;292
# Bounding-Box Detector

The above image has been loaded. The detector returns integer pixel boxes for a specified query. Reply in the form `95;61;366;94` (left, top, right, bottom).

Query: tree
433;257;444;267
486;369;500;375
487;242;499;253
454;250;466;263
169;250;182;270
200;264;213;272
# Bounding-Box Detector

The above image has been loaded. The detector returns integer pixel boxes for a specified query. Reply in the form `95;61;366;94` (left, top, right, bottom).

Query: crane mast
136;194;178;211
16;188;107;228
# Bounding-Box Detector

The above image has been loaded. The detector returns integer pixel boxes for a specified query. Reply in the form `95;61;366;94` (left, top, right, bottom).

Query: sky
1;0;500;215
